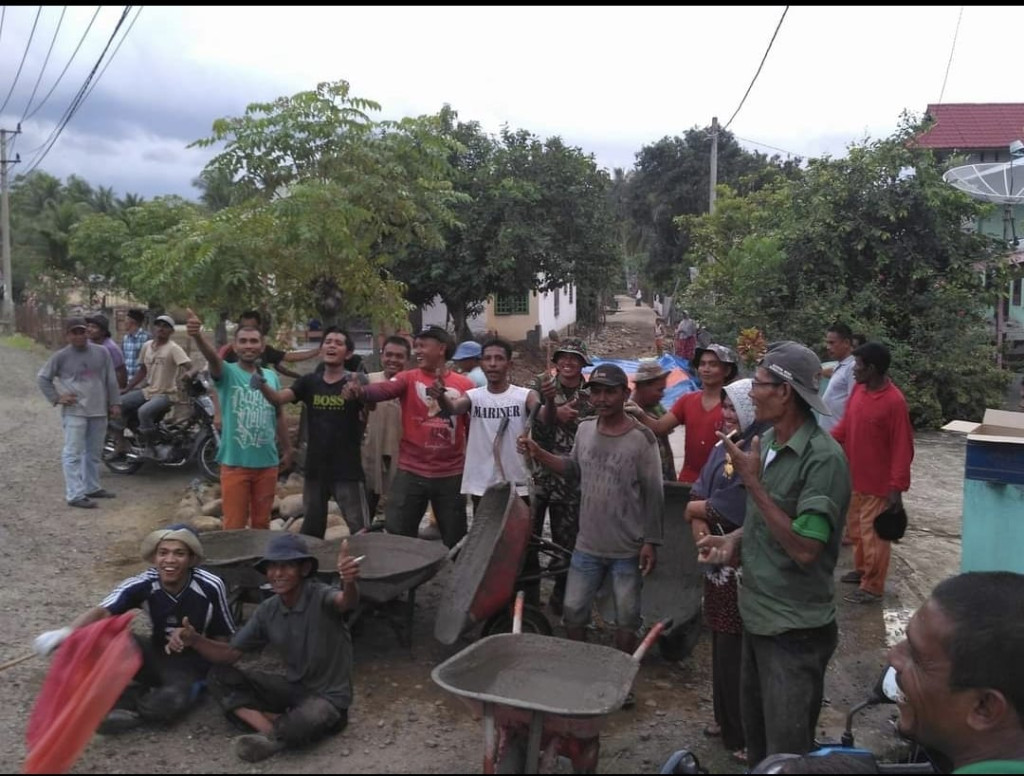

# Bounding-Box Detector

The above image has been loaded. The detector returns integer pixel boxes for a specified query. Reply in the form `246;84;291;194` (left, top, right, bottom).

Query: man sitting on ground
170;533;360;763
32;525;235;733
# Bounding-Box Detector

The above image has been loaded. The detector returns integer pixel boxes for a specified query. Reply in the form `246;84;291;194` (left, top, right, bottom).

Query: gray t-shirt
230;580;353;710
820;355;855;432
564;418;665;558
37;343;120;418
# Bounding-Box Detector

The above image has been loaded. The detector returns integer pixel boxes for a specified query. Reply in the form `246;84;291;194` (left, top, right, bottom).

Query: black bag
874;503;908;541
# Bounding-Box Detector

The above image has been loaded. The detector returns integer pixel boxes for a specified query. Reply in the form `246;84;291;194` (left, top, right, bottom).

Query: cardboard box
942;409;1024;445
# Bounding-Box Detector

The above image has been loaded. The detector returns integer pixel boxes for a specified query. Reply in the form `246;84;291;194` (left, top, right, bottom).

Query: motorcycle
660;667;940;774
102;372;220;483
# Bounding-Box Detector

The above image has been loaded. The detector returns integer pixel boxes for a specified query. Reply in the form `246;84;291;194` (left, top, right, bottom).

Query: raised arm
186;308;222;380
250;370;297;406
430;375;472;416
329;539;360;613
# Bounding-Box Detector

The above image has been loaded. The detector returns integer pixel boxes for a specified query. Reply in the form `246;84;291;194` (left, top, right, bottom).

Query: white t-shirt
461;385;532;497
819;355;855;432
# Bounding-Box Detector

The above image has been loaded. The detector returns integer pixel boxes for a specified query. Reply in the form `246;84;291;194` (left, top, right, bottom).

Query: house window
1014;278;1023;308
494;292;530;316
554;287;560;317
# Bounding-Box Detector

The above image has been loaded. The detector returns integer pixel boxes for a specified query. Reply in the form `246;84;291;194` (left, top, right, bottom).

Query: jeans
741;620;839;765
562;550;642;630
61;414;107;501
121;390;172;433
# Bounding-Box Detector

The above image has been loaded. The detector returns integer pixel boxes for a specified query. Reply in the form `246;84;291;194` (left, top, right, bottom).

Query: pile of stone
173;471;351;540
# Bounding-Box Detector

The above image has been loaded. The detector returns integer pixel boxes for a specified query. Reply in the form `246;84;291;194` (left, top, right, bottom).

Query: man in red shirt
831;342;914;604
344;326;473;547
633;344;738;484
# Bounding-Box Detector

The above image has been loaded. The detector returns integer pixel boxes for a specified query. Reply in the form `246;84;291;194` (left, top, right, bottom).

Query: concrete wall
485;282;577;342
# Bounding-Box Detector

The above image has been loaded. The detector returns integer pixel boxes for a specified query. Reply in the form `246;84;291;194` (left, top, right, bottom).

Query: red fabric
25;612;142;774
363;368;474;477
669;392;724;483
831;380;914;497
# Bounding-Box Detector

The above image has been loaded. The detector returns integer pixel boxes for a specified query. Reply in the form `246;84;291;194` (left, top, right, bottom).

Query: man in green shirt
699;341;851;765
887;572;1024;775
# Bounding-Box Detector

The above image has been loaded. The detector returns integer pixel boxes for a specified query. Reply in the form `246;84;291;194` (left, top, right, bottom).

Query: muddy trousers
849;492;891;596
712;631;745;752
112;635;206;724
209;666;348;747
740;621;837;766
522;496;580;608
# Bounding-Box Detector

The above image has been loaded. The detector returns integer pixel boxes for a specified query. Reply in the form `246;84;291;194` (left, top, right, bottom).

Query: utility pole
709;116;719;215
1;127;21;334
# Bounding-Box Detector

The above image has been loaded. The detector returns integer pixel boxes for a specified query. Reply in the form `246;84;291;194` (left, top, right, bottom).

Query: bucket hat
254;533;319;576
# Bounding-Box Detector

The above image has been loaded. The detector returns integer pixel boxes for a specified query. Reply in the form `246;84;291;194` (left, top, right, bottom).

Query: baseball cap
452;341;482;361
587;363;629;388
65;317;87;332
760;341;830;415
154;314;176;328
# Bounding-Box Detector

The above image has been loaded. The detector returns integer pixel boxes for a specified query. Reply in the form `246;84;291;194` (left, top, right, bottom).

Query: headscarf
723;379;756;434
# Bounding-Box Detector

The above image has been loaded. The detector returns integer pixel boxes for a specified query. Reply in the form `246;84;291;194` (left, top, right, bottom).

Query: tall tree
678;119;1009;426
117;80;462;328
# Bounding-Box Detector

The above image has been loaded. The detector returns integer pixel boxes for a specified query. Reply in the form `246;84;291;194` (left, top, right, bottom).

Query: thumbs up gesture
337;538;361;584
185;308;202;338
167;616;197;654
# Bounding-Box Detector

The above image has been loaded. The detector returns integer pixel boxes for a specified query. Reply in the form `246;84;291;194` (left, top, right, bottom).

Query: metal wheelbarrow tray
434;482;533;644
315;532;449;648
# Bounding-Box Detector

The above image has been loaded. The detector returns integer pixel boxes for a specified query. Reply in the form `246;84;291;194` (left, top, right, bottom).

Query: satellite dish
943;162;1024;204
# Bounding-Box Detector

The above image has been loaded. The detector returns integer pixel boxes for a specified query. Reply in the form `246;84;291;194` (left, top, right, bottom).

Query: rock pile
174;472;351;540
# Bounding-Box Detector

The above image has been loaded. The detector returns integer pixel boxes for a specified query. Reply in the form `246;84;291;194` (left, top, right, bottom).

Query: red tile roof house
915;103;1024;359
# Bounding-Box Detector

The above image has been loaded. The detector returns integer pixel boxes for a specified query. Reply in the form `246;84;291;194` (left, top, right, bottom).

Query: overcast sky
1;5;1022;200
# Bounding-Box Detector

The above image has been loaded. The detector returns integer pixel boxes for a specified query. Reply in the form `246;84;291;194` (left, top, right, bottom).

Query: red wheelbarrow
433;592;669;773
434;413;570;644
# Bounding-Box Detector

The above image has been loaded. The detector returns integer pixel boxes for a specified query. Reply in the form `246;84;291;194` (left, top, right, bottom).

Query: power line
723;6;789;132
0;5;43;116
18;6;67;123
735;135;803;159
81;5;142;107
936;6;964;105
23;6;101;123
23;6;133;176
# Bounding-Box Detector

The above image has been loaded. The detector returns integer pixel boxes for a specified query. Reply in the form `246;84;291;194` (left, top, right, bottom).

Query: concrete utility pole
709;116;719;215
1;127;20;334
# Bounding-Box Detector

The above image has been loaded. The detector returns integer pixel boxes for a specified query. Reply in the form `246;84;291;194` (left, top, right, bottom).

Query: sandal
731;749;748;764
702;723;721;738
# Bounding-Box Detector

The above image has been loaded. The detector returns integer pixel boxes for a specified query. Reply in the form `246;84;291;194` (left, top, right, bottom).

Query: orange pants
220;465;278;530
848;492;890;596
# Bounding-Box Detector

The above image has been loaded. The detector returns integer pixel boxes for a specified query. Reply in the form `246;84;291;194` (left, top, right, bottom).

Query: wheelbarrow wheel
482;604;553;638
657;613;701;662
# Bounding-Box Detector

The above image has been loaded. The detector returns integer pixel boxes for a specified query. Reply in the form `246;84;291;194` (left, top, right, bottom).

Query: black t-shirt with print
291;371;369;480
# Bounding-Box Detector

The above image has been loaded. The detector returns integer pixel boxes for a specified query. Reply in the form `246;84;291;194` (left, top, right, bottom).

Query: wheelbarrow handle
446;534;469;562
512;590;525;634
632;618;673;662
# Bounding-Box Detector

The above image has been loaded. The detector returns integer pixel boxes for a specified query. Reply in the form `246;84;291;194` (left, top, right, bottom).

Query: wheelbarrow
643;481;702;661
313;532;448;648
434;414;569;644
433;592;670;773
199;529;328;622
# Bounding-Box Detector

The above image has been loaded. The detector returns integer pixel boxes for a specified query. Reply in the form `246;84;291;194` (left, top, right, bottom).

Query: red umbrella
24;612;143;774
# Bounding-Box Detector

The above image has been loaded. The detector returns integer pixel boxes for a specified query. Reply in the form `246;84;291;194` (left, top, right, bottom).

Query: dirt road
0;328;966;774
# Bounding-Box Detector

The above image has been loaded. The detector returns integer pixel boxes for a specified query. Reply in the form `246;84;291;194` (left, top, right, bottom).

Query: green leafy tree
394;109;620;335
679;120;1009;427
124;80;463;329
623;128;802;289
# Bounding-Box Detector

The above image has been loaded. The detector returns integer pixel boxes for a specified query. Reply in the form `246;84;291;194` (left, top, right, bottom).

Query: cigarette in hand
351;555;366;565
714;429;741;448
